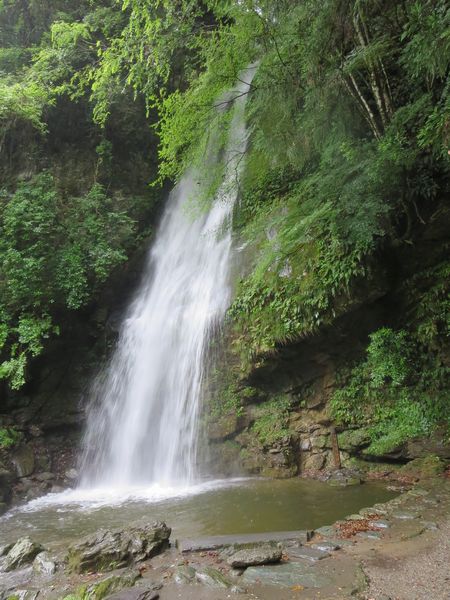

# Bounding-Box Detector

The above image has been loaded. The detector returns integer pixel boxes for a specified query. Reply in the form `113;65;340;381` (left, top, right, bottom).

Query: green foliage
0;426;21;449
0;173;136;388
252;396;292;447
330;328;450;455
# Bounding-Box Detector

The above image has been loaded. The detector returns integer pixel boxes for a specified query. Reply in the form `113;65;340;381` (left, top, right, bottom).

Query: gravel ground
363;519;450;600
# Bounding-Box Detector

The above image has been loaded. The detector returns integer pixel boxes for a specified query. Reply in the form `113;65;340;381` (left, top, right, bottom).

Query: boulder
67;522;171;573
11;445;35;477
0;465;13;505
226;543;282;568
3;537;43;571
33;550;57;576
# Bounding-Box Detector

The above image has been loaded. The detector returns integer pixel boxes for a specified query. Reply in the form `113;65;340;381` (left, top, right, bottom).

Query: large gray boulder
2;537;43;571
67;522;171;573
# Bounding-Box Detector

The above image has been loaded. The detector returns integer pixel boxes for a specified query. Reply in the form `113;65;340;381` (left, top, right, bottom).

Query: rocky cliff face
205;206;450;479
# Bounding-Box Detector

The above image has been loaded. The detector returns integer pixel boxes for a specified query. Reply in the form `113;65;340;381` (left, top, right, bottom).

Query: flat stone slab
355;531;382;540
311;541;340;552
287;546;330;561
227;543;282;567
391;511;420;520
369;519;390;529
177;530;312;553
242;562;331;588
313;525;336;537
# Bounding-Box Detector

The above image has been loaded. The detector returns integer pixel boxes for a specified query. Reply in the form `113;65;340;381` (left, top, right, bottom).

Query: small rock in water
3;537;43;571
226;543;282;568
33;551;56;576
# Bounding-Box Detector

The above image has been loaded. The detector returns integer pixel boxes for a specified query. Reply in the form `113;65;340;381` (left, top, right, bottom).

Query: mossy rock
64;571;140;600
208;413;243;441
399;455;448;480
337;429;371;452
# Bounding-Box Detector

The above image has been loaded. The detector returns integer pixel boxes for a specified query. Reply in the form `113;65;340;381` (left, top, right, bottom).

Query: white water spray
80;67;255;489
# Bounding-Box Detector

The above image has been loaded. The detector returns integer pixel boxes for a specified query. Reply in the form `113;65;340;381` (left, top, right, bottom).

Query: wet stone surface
242;562;332;588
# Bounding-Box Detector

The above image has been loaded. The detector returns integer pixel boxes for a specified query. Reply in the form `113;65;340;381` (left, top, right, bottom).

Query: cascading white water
80;67;255;489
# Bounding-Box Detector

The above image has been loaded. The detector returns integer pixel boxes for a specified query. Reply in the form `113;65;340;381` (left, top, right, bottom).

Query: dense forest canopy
0;0;449;452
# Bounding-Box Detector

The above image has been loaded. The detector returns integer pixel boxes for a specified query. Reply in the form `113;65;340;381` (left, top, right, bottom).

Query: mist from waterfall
79;66;255;489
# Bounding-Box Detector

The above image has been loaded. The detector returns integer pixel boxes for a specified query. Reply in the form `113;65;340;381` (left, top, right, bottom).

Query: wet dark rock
11;445;35;478
2;537;43;571
34;472;55;482
0;543;13;557
67;522;171;573
226;543;282;567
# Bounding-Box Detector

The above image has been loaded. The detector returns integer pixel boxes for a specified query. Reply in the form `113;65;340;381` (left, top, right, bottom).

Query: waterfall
79;66;255;489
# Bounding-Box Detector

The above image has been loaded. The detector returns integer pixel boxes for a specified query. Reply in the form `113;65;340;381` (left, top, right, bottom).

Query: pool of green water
0;478;396;551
